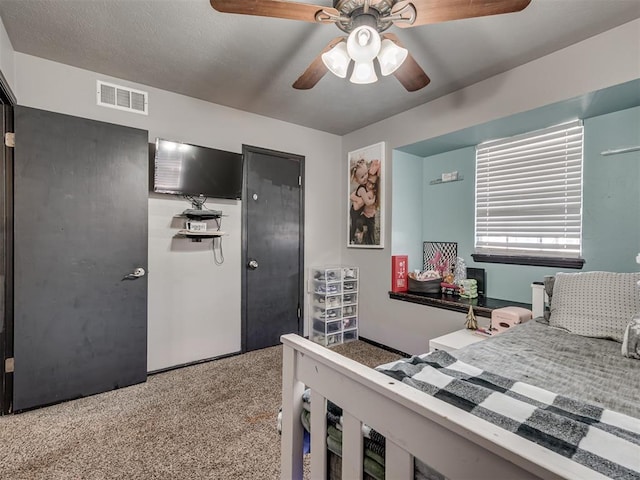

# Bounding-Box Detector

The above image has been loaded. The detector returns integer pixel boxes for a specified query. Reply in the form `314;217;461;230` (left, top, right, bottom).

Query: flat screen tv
153;138;243;200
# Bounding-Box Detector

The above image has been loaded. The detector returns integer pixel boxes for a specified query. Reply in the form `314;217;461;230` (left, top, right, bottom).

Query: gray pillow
549;271;640;342
621;314;640;359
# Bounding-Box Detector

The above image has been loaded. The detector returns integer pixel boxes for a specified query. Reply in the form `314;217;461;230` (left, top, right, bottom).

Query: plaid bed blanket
376;350;640;480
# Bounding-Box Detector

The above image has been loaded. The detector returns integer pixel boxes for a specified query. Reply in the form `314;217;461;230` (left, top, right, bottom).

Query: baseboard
148;350;242;376
358;336;411;358
149;337;408;375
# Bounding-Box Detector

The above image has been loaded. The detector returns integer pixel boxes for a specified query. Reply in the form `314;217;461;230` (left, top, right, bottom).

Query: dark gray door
13;106;148;411
1;101;14;415
242;145;304;352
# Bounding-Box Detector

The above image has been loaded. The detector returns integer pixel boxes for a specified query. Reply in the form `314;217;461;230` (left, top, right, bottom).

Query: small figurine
464;305;478;330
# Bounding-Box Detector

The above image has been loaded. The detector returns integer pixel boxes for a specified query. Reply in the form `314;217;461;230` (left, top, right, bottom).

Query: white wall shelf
175;229;225;239
429;176;464;186
178;209;223;220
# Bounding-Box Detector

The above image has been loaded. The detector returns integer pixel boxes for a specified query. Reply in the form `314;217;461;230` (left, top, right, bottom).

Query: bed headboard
531;282;547;318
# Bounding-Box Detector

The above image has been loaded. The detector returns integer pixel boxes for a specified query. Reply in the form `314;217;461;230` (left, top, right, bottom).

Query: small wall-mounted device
441;171;458;182
186;221;207;232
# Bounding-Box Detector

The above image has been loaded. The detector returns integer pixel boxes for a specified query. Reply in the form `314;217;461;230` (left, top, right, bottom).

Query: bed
280;271;640;479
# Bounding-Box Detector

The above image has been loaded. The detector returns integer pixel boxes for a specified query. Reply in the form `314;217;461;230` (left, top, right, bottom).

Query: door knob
248;259;259;270
122;267;146;280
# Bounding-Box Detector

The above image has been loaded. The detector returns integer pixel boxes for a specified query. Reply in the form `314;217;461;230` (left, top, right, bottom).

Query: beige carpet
0;340;402;480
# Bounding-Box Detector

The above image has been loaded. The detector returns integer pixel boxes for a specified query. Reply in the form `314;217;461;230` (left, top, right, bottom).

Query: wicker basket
408;276;442;293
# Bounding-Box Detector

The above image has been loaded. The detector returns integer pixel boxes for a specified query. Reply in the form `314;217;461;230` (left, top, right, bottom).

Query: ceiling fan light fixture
210;0;533;92
377;39;408;76
321;41;350;78
346;25;381;63
350;61;378;84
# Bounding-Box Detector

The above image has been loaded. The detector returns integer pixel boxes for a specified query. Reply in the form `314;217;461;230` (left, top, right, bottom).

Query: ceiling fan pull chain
388;2;416;25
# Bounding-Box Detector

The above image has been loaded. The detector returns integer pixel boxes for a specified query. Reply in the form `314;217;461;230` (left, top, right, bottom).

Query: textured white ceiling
0;0;639;135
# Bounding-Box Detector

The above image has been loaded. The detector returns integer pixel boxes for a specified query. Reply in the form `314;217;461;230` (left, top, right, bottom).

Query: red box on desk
391;255;409;292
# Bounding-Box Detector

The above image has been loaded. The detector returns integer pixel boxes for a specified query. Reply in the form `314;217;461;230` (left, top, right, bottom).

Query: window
473;120;584;268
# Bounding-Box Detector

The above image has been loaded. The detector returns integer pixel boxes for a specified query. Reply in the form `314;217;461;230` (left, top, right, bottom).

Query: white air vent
96;80;148;115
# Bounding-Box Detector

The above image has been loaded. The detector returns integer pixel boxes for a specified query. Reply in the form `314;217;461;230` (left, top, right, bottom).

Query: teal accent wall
582;107;640;272
391;150;423;271
394;105;640;303
422;146;475;269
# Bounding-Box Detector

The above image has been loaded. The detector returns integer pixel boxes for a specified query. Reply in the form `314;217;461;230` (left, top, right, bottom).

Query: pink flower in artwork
428;251;449;277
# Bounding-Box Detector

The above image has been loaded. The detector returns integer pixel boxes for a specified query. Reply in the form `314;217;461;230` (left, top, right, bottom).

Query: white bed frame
280;283;608;480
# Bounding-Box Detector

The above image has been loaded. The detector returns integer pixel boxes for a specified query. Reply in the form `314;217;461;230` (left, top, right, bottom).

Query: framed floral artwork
347;142;384;248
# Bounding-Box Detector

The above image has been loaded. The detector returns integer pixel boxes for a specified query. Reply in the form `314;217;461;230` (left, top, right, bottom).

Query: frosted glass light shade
377;39;408;76
350;61;378;84
346;25;381;63
321;42;350;78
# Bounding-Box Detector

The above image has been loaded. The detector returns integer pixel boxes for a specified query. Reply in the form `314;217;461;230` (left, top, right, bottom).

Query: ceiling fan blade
392;0;531;28
210;0;339;23
383;33;430;92
293;37;345;90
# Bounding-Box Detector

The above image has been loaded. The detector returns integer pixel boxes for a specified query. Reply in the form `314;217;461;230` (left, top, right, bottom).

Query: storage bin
326;320;342;334
342;305;357;317
309;266;359;347
343;316;357;330
343;330;358;343
343;280;358;292
408;276;441;293
314;307;341;320
342;293;357;305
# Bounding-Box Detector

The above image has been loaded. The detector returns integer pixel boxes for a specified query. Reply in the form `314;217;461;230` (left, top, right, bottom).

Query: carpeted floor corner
0;340;402;480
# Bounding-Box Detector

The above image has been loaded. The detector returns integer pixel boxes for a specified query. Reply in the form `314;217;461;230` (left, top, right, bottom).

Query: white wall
0;15;15;95
341;19;640;355
14;53;342;371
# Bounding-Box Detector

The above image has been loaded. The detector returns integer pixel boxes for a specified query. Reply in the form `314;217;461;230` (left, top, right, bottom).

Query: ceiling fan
209;0;532;91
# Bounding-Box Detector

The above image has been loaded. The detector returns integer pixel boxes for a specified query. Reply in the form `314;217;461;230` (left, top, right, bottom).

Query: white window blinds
475;120;583;259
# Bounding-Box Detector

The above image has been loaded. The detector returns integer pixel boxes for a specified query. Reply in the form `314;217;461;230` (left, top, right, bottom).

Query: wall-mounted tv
153;138;243;200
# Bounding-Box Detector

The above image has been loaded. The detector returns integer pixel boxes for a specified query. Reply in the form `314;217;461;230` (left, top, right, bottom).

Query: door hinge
297;307;301;319
298;176;301;186
5;357;14;373
4;132;14;148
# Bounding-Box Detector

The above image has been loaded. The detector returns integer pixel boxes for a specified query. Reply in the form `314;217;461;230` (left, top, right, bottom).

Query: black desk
389;291;531;318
